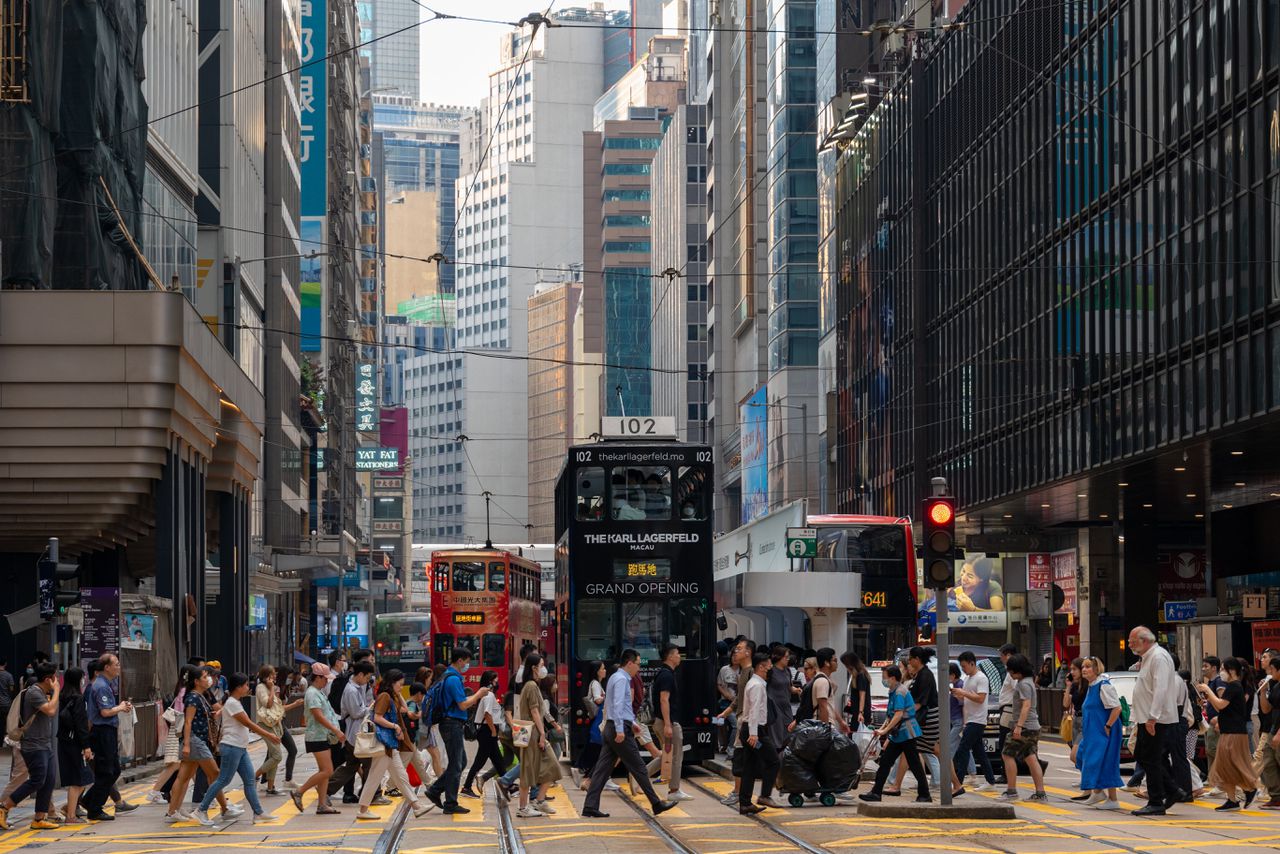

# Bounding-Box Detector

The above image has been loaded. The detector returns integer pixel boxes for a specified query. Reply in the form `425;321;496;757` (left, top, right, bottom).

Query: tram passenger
642;473;671;518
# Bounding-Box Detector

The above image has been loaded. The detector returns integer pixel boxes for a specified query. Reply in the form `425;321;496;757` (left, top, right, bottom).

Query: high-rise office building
360;0;421;98
528;280;583;541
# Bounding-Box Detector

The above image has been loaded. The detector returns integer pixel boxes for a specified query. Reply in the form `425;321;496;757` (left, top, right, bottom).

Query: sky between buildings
419;0;629;106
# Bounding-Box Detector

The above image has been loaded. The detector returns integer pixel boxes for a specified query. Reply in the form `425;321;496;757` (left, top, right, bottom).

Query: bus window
576;601;617;662
488;561;506;591
668;598;709;659
433;562;450;592
456;634;480;661
621;601;663;663
433;633;454;666
482;633;505;668
453;561;486;591
576;467;606;520
676;466;709;520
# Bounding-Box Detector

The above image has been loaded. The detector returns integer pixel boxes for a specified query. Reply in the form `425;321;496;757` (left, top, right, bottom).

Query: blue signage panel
1163;600;1197;622
249;594;268;630
740;387;768;523
299;0;327;215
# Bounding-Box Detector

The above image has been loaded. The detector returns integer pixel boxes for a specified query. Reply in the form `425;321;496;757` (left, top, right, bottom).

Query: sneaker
459;785;480;800
719;791;738;806
1122;785;1142;793
533;799;556;814
193;810;217;827
412;801;435;818
32;819;61;830
356;810;379;821
570;769;583;788
669;791;694;802
1093;799;1121;810
442;804;471;815
1085;791;1106;805
1025;791;1049;803
996;790;1020;802
164;811;191;824
253;813;280;824
976;782;998;792
223;803;246;818
605;781;622;792
145;791;168;805
385;788;402;798
370;796;393;807
1215;800;1241;812
515;805;545;818
114;800;139;813
834;793;857;805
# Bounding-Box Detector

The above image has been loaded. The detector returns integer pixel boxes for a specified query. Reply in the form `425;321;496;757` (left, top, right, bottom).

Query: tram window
453;561;486;591
668;598;709;659
621;602;663;663
576;467;606;520
575;601;617;662
611;466;671;520
675;466;709;520
482;634;505;668
433;633;453;666
456;634;480;661
488;562;506;591
432;563;450;592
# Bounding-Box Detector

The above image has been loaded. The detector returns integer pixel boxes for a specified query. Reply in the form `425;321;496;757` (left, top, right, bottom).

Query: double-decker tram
373;612;431;674
554;437;717;764
430;548;542;695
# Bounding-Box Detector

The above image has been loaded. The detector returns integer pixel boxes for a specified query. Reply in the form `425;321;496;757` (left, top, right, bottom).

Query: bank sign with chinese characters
298;0;326;352
355;363;378;432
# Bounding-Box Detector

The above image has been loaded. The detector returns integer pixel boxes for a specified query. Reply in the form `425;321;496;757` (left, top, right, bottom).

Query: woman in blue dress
1075;656;1124;809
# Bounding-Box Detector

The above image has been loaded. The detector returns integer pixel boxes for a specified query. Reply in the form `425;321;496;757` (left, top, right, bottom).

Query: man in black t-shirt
1258;656;1280;810
646;643;692;801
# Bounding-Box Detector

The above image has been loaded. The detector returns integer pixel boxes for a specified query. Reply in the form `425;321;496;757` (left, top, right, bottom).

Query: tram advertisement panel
558;442;717;762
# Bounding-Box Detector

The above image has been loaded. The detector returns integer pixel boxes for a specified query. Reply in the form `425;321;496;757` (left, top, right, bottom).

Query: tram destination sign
601;416;677;439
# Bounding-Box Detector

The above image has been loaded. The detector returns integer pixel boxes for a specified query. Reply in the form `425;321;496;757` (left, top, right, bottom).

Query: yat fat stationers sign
356;447;400;470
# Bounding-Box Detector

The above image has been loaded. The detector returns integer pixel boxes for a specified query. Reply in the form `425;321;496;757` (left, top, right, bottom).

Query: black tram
553;440;717;764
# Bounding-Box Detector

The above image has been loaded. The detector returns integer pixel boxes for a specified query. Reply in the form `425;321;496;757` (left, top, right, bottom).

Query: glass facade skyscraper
765;0;820;372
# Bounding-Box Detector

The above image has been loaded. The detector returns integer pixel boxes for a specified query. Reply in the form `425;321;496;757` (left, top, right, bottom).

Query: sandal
315;805;341;815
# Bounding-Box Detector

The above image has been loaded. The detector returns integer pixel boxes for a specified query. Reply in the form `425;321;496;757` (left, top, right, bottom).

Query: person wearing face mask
461;671;508;798
424;648;492;815
325;660;383;805
514;654;561;817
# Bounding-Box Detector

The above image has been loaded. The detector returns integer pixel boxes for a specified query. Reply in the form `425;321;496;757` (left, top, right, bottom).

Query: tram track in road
682;777;834;854
495;789;529;854
609;787;701;853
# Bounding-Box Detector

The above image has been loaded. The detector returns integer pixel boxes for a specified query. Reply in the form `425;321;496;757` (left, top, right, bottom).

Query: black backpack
795;673;829;723
328;672;351;717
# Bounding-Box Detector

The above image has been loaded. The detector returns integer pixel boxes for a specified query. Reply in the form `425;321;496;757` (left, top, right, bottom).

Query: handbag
511;717;535;749
162;705;180;726
353;716;381;759
463;720;479;741
1059;714;1073;743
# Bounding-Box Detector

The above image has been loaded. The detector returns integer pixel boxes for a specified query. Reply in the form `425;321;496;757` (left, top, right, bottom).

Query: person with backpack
423;648;492;814
326;659;382;805
0;662;61;830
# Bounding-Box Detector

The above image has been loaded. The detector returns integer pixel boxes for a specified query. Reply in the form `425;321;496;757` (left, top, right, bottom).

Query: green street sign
785;527;817;559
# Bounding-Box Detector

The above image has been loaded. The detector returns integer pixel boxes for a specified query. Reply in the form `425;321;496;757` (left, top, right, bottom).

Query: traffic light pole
929;477;954;807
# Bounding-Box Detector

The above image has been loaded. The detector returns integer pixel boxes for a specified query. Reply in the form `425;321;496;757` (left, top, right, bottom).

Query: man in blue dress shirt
582;649;677;818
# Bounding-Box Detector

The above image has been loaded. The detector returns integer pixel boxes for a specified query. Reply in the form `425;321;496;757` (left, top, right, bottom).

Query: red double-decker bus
430;548;542;696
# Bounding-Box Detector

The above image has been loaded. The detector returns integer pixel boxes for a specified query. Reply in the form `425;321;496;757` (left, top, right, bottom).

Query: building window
603;163;651;176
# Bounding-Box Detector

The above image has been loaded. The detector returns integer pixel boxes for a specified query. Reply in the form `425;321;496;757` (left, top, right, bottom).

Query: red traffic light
928;500;954;525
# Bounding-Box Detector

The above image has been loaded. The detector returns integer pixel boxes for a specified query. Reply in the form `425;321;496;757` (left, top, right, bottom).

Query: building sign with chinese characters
373;476;403;492
356;447;400;470
373;519;403;533
298;0;326;352
355;363;378;432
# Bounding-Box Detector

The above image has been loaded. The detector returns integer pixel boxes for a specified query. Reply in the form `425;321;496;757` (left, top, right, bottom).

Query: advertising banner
120;612;155;650
740;387;768;523
1156;547;1206;606
249;594;269;630
918;554;1008;631
299;0;327;352
80;587;120;664
1051;549;1078;615
1027;552;1051;590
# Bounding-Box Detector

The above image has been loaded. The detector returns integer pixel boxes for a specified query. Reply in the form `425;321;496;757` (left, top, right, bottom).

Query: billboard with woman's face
917;554;1007;630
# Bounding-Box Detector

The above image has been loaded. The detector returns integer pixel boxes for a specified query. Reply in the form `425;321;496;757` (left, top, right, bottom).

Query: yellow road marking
521;828;657;844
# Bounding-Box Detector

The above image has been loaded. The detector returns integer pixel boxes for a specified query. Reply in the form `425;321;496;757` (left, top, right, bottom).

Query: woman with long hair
147;665;195;805
56;667;93;824
164;667;236;823
1073;657;1123;809
514;653;559;818
289;663;344;815
355;669;434;821
572;661;607;789
1198;657;1260;810
840;651;871;729
270;665;304;789
196;673;282;826
415;664;447;778
461;670;508;797
253;666;287;794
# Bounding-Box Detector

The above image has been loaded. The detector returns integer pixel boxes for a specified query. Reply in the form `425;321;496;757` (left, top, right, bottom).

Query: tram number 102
600;416;677;439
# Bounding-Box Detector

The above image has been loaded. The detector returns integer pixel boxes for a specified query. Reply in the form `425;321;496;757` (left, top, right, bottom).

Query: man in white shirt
737;652;779;815
1128;625;1181;816
951;651;997;787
